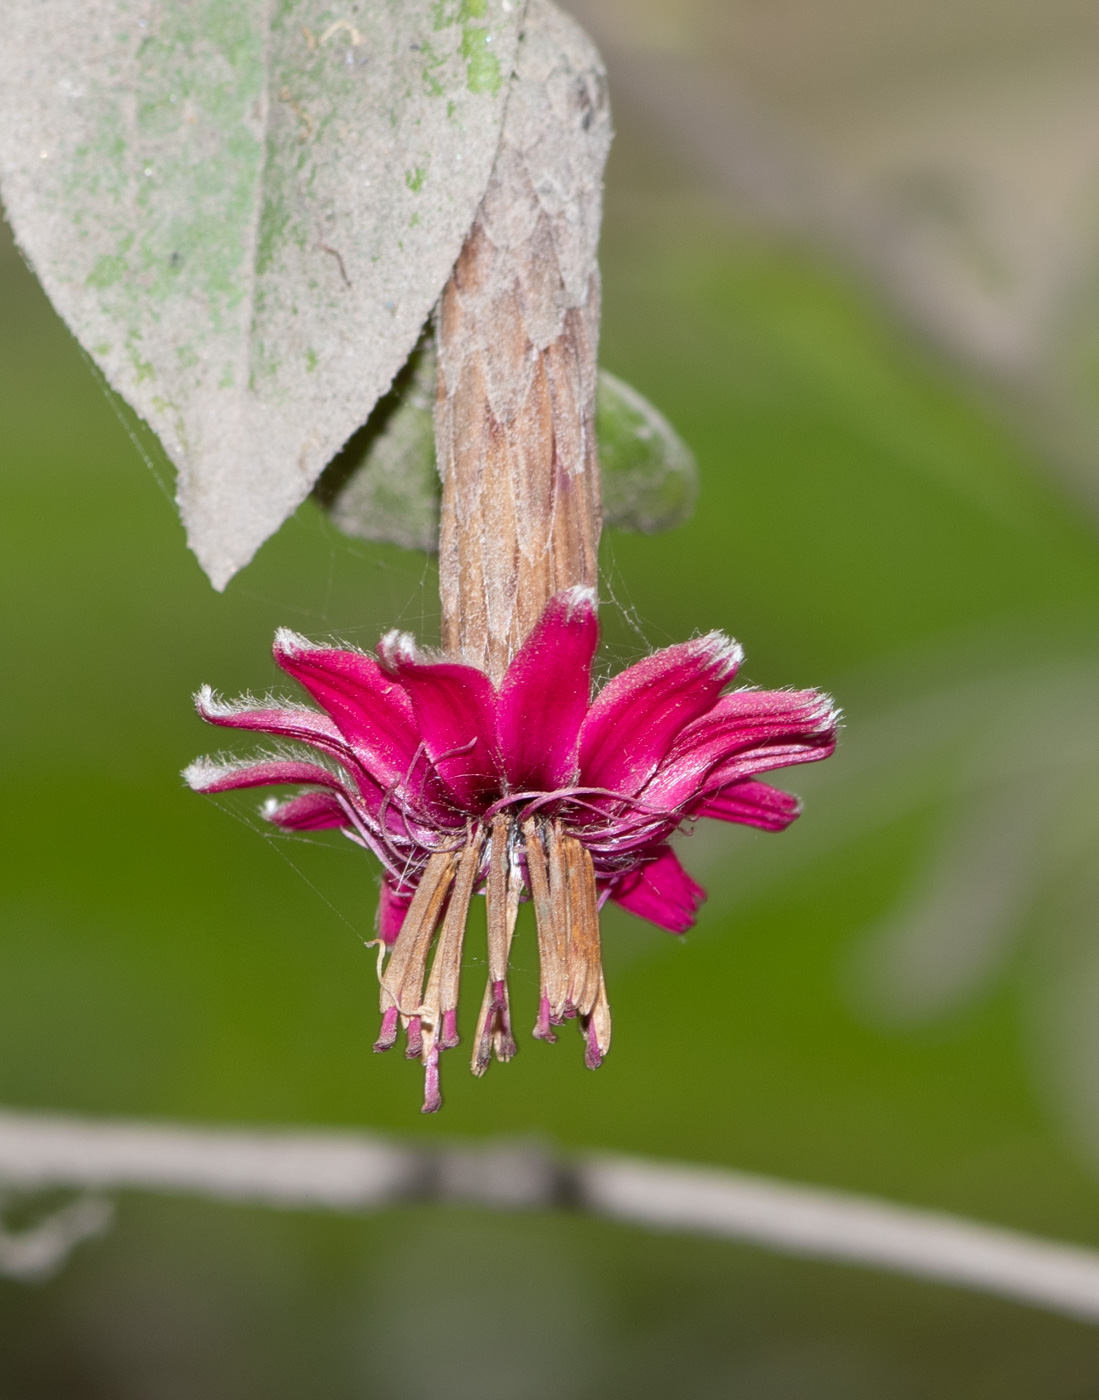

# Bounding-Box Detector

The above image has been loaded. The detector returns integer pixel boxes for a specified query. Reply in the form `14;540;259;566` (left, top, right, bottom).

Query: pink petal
693;779;801;832
185;757;362;832
377;880;414;945
264;791;350;831
273;631;422;789
644;689;837;811
192;687;391;816
578;633;743;797
195;687;358;764
387;658;499;810
702;737;835;791
183;756;345;795
611;846;706;933
497;587;598;790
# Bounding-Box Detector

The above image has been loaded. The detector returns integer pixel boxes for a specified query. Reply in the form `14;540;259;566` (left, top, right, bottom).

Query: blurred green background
7;22;1099;1395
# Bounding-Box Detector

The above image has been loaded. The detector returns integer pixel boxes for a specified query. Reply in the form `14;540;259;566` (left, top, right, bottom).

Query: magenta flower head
185;587;837;1111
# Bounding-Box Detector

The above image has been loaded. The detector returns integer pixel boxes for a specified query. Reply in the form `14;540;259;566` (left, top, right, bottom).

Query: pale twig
582;1156;1099;1324
0;1191;113;1282
0;1107;1098;1321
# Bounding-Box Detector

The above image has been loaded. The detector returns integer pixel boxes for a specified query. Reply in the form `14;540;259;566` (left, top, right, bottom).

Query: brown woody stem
435;222;601;680
433;14;608;682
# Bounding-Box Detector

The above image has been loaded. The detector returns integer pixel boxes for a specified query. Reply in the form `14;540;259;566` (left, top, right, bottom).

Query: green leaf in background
595;367;698;533
317;349;698;548
0;0;524;587
317;337;441;553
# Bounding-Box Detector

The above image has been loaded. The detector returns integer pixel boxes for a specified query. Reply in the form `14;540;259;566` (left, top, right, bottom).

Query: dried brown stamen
418;828;484;1112
472;815;521;1076
496;837;523;1062
585;971;612;1070
379;850;456;1057
564;832;601;1021
485;813;511;987
423;828;484;1046
524;815;566;1040
546;819;571;1025
374;813;612;1101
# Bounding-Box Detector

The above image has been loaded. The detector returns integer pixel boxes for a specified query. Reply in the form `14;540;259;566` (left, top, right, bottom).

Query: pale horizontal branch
583;1156;1099;1324
0;1107;1098;1323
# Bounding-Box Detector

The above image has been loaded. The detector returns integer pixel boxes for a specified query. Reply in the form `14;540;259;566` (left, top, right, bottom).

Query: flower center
372;813;611;1111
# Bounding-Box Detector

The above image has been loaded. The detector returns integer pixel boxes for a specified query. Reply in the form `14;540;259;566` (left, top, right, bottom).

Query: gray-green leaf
317;355;698;548
317;337;441;553
0;0;525;587
595;369;698;534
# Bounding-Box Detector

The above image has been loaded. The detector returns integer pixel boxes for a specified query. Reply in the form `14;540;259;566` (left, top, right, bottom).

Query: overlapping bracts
185;588;837;1108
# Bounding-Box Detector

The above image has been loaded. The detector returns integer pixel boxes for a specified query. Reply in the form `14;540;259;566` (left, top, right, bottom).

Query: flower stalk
433;0;608;685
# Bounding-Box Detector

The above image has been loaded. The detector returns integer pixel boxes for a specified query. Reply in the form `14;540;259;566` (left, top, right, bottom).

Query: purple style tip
533;995;557;1043
373;1005;399;1053
421;1046;442;1114
584;1019;603;1070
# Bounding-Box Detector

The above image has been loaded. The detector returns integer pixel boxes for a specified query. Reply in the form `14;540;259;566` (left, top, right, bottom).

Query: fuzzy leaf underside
595;370;699;534
317;337;442;552
0;0;524;587
318;355;698;549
